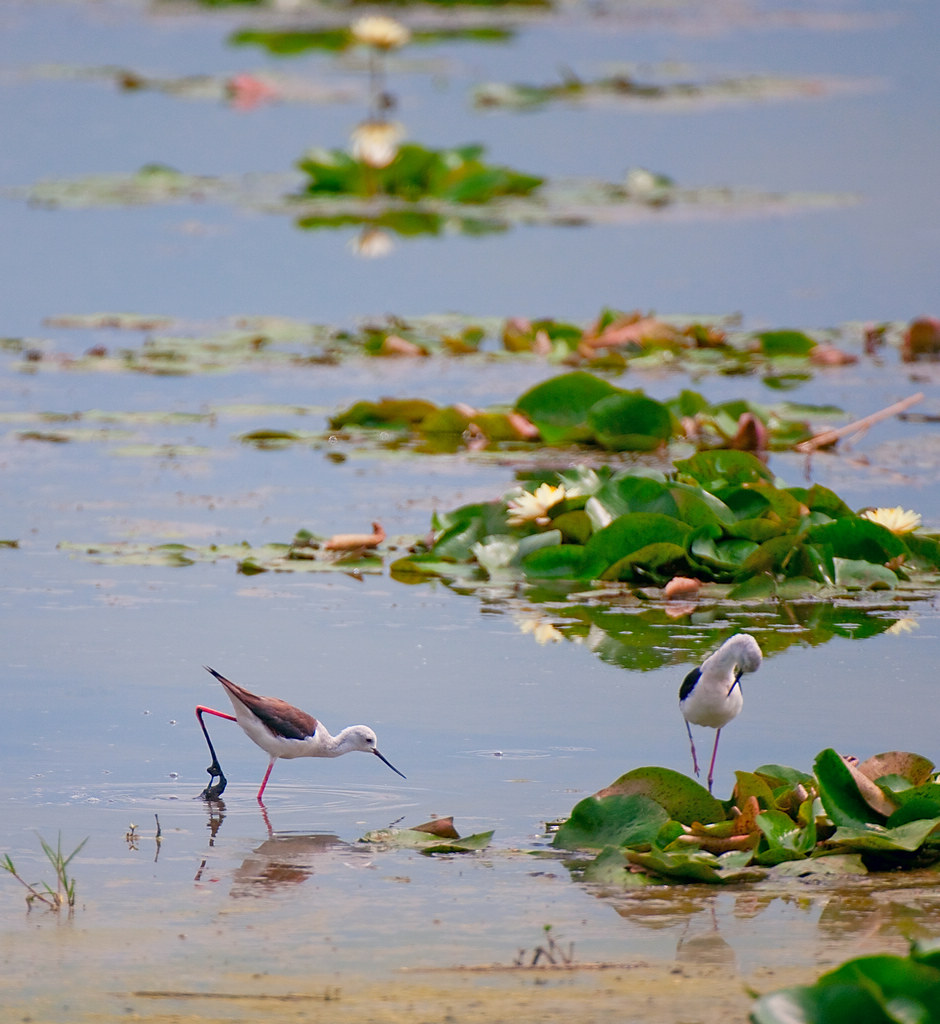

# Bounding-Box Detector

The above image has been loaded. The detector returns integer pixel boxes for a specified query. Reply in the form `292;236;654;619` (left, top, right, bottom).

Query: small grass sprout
1;832;88;912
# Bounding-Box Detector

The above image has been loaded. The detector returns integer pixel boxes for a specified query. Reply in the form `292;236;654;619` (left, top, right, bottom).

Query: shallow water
2;1;940;1019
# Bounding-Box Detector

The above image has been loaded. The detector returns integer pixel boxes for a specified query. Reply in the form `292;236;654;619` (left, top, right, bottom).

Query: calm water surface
1;0;939;1019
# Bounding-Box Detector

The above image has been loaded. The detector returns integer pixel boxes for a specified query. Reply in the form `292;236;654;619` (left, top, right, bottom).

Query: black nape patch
679;666;701;702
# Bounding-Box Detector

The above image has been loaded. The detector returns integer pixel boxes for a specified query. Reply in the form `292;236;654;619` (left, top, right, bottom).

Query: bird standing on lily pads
679;633;762;793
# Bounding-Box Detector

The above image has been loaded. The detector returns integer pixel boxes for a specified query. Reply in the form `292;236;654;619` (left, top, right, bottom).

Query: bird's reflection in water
608;889;736;967
194;798;368;897
230;832;353;898
674;903;736;970
193;798;227;884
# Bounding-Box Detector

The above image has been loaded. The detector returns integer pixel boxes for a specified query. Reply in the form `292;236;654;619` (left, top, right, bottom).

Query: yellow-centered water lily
861;506;922;534
506;483;568;526
350;15;411;50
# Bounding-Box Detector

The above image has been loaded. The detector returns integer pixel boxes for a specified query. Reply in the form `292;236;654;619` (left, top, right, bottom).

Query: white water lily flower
506;483;567;527
861;506;922;535
350;120;405;168
471;537;517;574
350;15;411;50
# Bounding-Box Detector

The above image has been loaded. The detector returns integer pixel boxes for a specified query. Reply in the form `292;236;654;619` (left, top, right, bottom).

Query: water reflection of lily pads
285;174;856;238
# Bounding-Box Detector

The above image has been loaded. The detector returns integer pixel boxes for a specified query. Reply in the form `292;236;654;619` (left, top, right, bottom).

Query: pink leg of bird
196;705;237;800
256;758;276;804
705;729;722;794
684;720;700;777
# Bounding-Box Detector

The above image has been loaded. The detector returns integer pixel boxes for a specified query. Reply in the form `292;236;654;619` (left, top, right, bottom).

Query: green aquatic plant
392;454;940;596
750;942;940;1023
552;749;940;886
298;142;544;204
1;833;88;912
8;309;887;376
473;69;864;111
232;25;514;56
360;817;493;854
328;371;834;453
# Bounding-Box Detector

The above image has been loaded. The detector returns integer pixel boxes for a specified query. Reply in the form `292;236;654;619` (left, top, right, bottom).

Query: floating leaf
815;748;888;828
755;809;815;865
673;450;775;491
807;517;906;565
579;846;653;887
514;372;619;444
756;329;817;358
828;817;940;854
858;752;935;787
586;392;673;451
625;846;766;885
594;766;727;826
582;513;692;580
751;945;940;1024
552;793;669;850
360;827;494;854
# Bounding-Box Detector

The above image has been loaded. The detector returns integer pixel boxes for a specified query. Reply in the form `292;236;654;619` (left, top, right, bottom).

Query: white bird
679;633;762;792
196;667;405;803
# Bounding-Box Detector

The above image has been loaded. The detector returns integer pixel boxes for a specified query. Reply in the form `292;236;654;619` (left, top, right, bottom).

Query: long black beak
374;749;406;779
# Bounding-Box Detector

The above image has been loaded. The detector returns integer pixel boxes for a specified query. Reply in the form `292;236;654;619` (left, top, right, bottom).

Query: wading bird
196;667;405;803
679;634;762;793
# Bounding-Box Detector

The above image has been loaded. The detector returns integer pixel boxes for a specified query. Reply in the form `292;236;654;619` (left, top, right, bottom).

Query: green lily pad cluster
391;452;940;595
751;942;940;1023
328;371;833;453
297;142;543;204
553;749;940;887
57;531;387;575
233;26;514;56
473;71;861;111
2;310;887;377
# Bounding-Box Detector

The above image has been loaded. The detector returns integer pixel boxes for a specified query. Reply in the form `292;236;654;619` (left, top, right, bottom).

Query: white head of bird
679;633;762;792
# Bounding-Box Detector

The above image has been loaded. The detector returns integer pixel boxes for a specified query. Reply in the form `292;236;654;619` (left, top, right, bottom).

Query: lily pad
594;766;727;826
514;372;619;444
751;944;940;1024
625;846;766;885
360;827;494;854
552;793;669;850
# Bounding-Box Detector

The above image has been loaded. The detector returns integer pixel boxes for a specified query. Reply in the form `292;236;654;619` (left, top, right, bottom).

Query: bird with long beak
196;667;405;803
679;634;762;793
